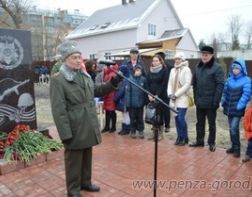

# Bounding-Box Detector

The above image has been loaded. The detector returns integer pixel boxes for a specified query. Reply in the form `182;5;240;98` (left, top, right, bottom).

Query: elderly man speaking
50;41;122;197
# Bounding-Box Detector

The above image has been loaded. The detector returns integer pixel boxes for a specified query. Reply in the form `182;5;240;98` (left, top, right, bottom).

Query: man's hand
110;74;123;87
62;138;72;145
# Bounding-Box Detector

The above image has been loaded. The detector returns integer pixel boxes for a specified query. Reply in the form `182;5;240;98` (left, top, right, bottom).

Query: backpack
243;106;252;133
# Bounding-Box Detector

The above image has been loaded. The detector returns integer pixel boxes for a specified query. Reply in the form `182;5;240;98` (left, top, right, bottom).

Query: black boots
174;136;181;145
175;137;189;146
110;111;116;133
189;141;204;147
102;111;111;133
118;123;130;135
102;111;116;133
209;144;216;152
226;148;234;154
226;147;240;157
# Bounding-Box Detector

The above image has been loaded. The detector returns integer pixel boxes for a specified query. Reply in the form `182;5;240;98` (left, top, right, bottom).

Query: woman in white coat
167;52;192;145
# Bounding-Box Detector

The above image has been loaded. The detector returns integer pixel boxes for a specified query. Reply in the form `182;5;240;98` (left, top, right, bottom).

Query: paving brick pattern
0;128;252;197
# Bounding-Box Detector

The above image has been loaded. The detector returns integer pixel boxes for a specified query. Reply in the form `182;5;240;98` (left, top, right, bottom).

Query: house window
100;22;111;29
90;54;96;60
148;24;156;36
104;52;111;60
165;50;175;59
89;25;98;31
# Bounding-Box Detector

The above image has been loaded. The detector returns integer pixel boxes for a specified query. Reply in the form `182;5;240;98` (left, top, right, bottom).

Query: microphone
98;60;117;66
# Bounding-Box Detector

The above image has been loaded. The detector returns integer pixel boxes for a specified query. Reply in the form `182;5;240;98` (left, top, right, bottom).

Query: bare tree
208;33;218;54
227;15;242;50
198;39;206;50
216;33;232;51
43;10;72;61
245;21;252;49
0;0;32;29
217;33;226;45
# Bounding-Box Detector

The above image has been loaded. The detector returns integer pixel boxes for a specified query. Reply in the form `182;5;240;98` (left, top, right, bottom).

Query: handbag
187;95;194;107
145;102;157;124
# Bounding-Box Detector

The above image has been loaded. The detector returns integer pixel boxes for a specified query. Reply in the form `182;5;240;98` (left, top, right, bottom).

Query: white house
137;28;198;59
66;0;198;59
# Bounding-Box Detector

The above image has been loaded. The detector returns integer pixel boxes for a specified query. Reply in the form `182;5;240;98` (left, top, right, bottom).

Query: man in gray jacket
190;46;224;152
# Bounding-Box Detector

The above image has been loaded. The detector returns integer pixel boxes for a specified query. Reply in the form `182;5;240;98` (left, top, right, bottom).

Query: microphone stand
99;61;178;197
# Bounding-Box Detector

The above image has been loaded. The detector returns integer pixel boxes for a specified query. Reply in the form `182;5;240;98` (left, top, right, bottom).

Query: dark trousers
64;147;92;195
129;107;144;133
163;107;171;128
104;110;117;130
196;108;217;145
246;138;252;157
228;116;241;153
155;104;164;127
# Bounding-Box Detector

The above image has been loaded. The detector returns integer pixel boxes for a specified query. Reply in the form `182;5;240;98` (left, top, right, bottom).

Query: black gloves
110;73;123;87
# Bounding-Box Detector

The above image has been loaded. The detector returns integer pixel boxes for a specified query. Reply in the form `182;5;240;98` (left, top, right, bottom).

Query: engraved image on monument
0;35;24;70
0;78;30;102
0;29;36;132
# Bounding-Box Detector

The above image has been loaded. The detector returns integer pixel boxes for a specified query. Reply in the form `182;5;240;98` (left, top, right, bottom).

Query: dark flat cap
130;48;139;53
200;45;214;54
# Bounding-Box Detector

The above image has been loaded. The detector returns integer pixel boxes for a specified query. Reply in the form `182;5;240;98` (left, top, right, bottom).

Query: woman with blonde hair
167;52;192;145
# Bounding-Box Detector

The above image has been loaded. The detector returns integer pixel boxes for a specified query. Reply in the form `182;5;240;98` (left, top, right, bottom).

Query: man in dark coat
50;41;121;197
190;46;224;152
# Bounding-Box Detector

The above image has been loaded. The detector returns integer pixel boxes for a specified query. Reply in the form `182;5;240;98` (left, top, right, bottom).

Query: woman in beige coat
167;52;192;145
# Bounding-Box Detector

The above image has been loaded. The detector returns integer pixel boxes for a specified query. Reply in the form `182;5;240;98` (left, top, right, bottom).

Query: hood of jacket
229;58;248;77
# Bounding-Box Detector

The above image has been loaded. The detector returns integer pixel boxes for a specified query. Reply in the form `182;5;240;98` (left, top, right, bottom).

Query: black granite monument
0;28;37;132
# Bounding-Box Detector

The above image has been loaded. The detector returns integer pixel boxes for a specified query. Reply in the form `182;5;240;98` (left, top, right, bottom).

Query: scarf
150;64;163;73
60;64;77;81
60;64;91;81
172;61;189;94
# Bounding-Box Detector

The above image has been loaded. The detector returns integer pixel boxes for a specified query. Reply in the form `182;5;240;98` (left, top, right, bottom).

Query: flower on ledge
0;124;62;163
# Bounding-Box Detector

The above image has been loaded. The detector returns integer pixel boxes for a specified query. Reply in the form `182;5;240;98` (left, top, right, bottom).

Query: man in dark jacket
50;41;121;197
190;46;224;152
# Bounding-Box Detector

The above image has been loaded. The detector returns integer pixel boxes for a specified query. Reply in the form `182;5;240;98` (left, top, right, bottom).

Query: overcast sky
36;0;252;44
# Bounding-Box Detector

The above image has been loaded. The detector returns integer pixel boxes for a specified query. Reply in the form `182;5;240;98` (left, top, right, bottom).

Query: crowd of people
49;41;252;197
34;65;50;84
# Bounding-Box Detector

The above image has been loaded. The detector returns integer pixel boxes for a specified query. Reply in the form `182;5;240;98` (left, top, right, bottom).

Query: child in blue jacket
221;58;251;158
125;65;147;139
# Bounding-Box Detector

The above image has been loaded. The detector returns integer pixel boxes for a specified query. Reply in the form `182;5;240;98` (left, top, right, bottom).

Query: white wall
217;49;252;60
137;0;182;42
176;32;198;58
73;28;137;59
71;0;185;59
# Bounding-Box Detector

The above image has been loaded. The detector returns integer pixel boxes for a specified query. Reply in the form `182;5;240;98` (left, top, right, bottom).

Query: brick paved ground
0;128;252;197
